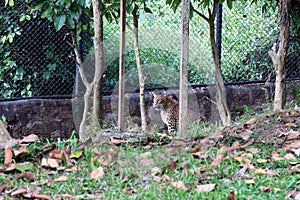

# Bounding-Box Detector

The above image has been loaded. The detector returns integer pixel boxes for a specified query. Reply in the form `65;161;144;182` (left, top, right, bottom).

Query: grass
1;107;300;199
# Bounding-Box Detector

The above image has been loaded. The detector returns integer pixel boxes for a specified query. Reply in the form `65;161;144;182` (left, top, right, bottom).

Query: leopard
152;93;179;133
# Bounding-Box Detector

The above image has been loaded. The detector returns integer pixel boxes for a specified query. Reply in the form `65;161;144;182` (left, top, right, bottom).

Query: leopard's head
153;94;168;110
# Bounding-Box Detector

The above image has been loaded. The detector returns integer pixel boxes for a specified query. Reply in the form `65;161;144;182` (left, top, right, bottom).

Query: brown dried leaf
151;167;162;176
63;149;72;167
31;192;51;200
4;145;13;165
49;150;64;160
195;184;216;192
192;152;209;159
10;186;27;196
202;154;223;171
18;172;36;181
54;175;68;182
171;181;189;191
286;123;297;127
167;160;177;170
153;176;162;182
20;134;39;143
163;174;171;182
284;153;296;160
271;151;284;161
90;166;105;180
5;163;15;171
41;158;59;168
239;163;250;176
0;185;7;193
259;186;271;192
248;148;261;154
13;146;29;157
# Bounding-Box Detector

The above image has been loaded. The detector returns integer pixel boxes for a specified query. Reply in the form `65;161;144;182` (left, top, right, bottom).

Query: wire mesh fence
0;1;299;99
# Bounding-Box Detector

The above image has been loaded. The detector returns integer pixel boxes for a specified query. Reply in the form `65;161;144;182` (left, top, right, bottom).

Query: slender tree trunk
207;0;231;126
92;0;104;127
70;30;93;141
118;0;126;131
179;0;190;137
132;13;147;132
193;0;231;127
268;0;291;111
209;18;232;126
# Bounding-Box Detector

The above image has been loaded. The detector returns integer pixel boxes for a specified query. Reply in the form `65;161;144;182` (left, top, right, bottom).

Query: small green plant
1;114;6;122
243;105;255;115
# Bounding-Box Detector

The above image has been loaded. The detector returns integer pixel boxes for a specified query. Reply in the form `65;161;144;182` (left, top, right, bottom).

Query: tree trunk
92;0;104;127
208;0;231;127
70;30;93;141
132;13;147;132
178;0;190;137
118;0;126;131
209;20;231;126
193;0;231;127
268;0;291;111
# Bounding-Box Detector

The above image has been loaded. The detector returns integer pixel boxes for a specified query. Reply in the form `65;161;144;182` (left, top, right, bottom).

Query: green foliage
290;86;300;105
28;0;92;31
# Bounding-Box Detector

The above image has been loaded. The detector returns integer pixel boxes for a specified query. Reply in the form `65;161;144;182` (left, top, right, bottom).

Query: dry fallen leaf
195;184;216;192
171;181;189;191
167;160;177;170
5;163;15;171
41;158;59;168
13;146;29;157
254;169;267;175
63;149;72;166
0;185;7;193
20;134;39;143
284;153;296;160
245;179;255;184
153;176;162;182
49;150;64;160
271;151;284;161
54;175;68;182
4;145;13;165
259;186;271;192
90;166;105;180
151;167;162;176
163;174;171;182
256;159;267;163
10;186;27;196
18;172;36;182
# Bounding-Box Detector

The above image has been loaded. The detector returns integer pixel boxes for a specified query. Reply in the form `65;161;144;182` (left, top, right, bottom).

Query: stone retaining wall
0;81;299;139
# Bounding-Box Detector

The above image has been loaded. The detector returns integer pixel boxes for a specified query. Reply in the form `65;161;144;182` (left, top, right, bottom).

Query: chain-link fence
0;1;299;99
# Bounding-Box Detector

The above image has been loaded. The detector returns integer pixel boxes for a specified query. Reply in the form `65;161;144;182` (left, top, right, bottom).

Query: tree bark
179;0;190;137
118;0;126;131
268;0;291;111
131;13;147;132
92;0;104;127
70;30;93;141
193;0;231;127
